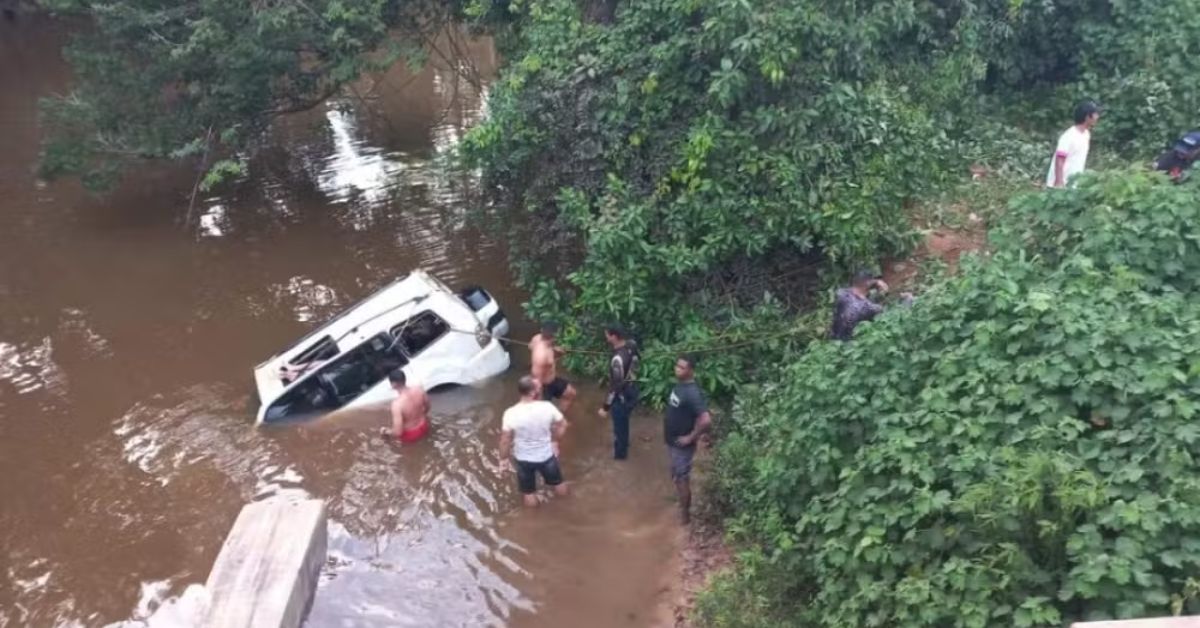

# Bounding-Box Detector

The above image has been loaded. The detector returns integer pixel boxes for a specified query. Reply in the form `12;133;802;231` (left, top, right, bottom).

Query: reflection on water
269;276;342;323
319;107;407;208
196;204;229;238
0;15;680;628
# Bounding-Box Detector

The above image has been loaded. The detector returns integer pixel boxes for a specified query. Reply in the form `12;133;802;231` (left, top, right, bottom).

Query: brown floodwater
0;15;681;628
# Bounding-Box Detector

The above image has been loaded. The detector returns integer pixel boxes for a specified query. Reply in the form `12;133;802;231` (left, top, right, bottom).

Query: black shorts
542;377;570;401
668;445;695;481
516;456;564;494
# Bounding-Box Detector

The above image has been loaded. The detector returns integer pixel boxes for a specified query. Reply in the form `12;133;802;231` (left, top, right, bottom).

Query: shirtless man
379;368;431;444
530;321;576;413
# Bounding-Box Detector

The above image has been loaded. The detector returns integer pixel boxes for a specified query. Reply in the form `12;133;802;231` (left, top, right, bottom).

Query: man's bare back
530;333;558;384
380;369;431;443
391;386;429;434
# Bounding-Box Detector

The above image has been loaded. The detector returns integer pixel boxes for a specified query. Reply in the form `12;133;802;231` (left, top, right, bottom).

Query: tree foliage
463;0;1200;396
698;170;1200;626
464;0;998;388
983;0;1200;154
37;0;452;189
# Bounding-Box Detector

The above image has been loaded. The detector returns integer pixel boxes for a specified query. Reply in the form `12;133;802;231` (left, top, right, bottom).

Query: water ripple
0;337;66;397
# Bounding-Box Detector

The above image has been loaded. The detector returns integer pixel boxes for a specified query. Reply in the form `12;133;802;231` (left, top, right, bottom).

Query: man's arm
676;411;712;447
674;388;711;447
1052;132;1072;187
1053;153;1067;187
551;416;568;443
866;280;887;313
381;400;404;439
603;354;623;410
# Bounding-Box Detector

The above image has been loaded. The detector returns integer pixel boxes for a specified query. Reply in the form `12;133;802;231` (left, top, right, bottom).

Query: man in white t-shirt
499;375;569;507
1046;100;1101;188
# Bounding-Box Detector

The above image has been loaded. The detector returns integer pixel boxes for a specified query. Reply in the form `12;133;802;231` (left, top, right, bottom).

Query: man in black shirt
664;353;711;525
1154;130;1200;183
599;323;640;460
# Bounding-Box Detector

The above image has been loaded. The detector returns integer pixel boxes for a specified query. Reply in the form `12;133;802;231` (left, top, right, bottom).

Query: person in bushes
1046;100;1101;188
830;271;911;341
1153;130;1200;183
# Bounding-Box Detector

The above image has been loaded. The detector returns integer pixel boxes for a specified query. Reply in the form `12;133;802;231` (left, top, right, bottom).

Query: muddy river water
0;16;681;627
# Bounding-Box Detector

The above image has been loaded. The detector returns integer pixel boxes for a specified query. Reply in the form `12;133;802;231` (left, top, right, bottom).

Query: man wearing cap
1047;100;1101;188
1153;130;1200;183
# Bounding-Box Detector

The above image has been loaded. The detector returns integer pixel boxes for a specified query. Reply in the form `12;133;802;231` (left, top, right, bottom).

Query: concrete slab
200;498;327;628
1072;617;1200;628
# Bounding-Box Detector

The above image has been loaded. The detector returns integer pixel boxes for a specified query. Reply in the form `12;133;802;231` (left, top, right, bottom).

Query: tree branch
184;125;215;230
267;83;342;115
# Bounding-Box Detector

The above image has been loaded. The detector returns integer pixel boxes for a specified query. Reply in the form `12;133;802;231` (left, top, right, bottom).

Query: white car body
253;271;510;424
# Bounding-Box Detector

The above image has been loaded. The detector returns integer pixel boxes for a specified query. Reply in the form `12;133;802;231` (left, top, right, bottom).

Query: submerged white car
253;271;511;424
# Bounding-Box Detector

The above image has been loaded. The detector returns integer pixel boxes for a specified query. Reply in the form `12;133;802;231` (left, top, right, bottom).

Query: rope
448;326;609;355
449;322;818;360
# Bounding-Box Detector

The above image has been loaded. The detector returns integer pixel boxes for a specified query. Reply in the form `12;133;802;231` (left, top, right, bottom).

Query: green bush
1075;0;1200;155
463;0;1012;391
462;0;1200;397
982;0;1200;157
707;171;1200;626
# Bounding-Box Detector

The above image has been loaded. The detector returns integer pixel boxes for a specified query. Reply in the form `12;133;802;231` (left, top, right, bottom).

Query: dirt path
648;445;733;627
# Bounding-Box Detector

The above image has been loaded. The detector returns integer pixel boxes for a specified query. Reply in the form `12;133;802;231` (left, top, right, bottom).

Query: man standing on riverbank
380;369;431;444
500;375;569;507
599;323;639;460
1046;100;1101;188
665;354;711;525
531;321;576;413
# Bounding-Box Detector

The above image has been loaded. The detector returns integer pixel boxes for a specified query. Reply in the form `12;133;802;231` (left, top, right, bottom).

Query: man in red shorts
379;368;431;444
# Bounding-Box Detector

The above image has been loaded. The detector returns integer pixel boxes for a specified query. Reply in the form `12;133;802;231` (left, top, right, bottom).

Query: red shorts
398;419;429;444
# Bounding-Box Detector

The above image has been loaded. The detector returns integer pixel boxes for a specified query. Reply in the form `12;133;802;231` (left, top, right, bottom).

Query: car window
391;310;450;358
265;332;404;422
291;335;338;365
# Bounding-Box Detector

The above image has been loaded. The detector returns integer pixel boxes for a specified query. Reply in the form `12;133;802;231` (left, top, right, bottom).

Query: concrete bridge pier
200;498;327;628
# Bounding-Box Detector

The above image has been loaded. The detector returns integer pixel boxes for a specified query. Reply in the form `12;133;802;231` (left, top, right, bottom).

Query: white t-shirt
1046;125;1091;187
501;400;564;462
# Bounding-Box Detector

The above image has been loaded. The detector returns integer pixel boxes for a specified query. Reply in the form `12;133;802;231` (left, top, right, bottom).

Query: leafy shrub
463;0;1200;398
708;171;1200;626
1074;0;1200;155
982;0;1200;157
463;0;1015;391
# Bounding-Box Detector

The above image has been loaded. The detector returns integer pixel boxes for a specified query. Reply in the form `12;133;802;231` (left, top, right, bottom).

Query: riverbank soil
650;443;733;628
882;171;1014;289
883;222;988;288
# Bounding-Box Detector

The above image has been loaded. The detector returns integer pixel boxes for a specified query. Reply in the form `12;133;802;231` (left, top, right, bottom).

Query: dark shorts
668;445;695;481
542;377;570;401
516;456;564;494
